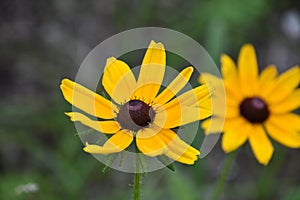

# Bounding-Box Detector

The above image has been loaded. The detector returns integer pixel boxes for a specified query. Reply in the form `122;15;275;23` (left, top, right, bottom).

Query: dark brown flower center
116;100;155;131
240;97;270;123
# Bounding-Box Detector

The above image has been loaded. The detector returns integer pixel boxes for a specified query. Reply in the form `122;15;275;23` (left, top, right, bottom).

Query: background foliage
1;0;299;199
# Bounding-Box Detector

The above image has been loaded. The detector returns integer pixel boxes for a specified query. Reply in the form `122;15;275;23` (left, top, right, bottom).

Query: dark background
1;0;300;199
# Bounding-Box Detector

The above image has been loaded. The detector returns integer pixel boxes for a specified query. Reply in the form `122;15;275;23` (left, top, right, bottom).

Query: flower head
201;44;300;165
61;40;212;165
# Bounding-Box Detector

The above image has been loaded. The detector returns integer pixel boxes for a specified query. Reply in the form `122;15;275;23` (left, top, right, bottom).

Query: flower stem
133;172;142;200
212;151;237;200
133;141;142;200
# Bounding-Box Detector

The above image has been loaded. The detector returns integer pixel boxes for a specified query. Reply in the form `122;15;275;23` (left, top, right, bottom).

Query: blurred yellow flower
60;40;212;164
201;44;300;165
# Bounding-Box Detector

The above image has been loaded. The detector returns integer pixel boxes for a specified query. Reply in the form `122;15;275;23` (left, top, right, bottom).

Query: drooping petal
83;130;133;154
268;66;300;104
159;129;200;164
136;126;167;156
270;88;300;113
131;41;166;101
60;79;117;119
265;115;300;148
238;44;259;96
154;67;193;105
102;57;137;104
65;112;121;134
248;125;274;166
221;119;250;153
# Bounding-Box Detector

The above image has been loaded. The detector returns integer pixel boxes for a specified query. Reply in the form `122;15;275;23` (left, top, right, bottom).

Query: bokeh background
1;0;300;199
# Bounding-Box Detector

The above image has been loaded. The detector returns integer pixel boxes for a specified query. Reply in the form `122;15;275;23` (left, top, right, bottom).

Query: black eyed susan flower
60;41;212;165
201;44;300;165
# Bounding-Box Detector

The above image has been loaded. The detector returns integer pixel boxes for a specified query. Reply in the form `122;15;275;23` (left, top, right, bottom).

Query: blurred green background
1;0;300;199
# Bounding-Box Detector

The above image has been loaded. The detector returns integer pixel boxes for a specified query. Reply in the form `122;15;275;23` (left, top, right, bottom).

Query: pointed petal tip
83;142;89;151
198;75;205;84
242;43;254;49
148;40;164;49
257;153;273;166
178;66;194;80
149;40;156;44
185;66;194;73
60;79;69;89
106;57;116;64
83;142;92;153
260;160;269;166
64;112;75;121
240;44;256;56
220;53;230;60
83;147;89;152
222;147;233;154
61;78;72;84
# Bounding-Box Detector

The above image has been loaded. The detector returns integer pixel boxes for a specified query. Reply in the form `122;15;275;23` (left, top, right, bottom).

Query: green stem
133;140;142;200
256;146;286;199
212;151;237;200
133;172;142;200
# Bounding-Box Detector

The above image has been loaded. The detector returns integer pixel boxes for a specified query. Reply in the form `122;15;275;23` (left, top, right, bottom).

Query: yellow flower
201;44;300;165
60;40;212;165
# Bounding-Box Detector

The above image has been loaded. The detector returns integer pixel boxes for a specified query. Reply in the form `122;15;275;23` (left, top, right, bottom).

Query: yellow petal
102;57;136;104
65;112;120;134
213;101;239;118
199;73;222;94
154;67;193;105
201;118;222;134
265;115;300;148
258;65;278;99
142;40;166;66
248;125;274;166
268;66;300;104
201;117;231;134
83;130;133;154
270;88;300;113
154;104;211;129
163;150;196;165
199;94;212;108
267;113;300;131
159;129;200;164
237;44;259;96
221;120;250;153
201;117;248;134
200;73;242;103
165;85;211;108
136;127;167;156
221;54;238;82
259;65;278;84
131;41;166;101
60;79;116;119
